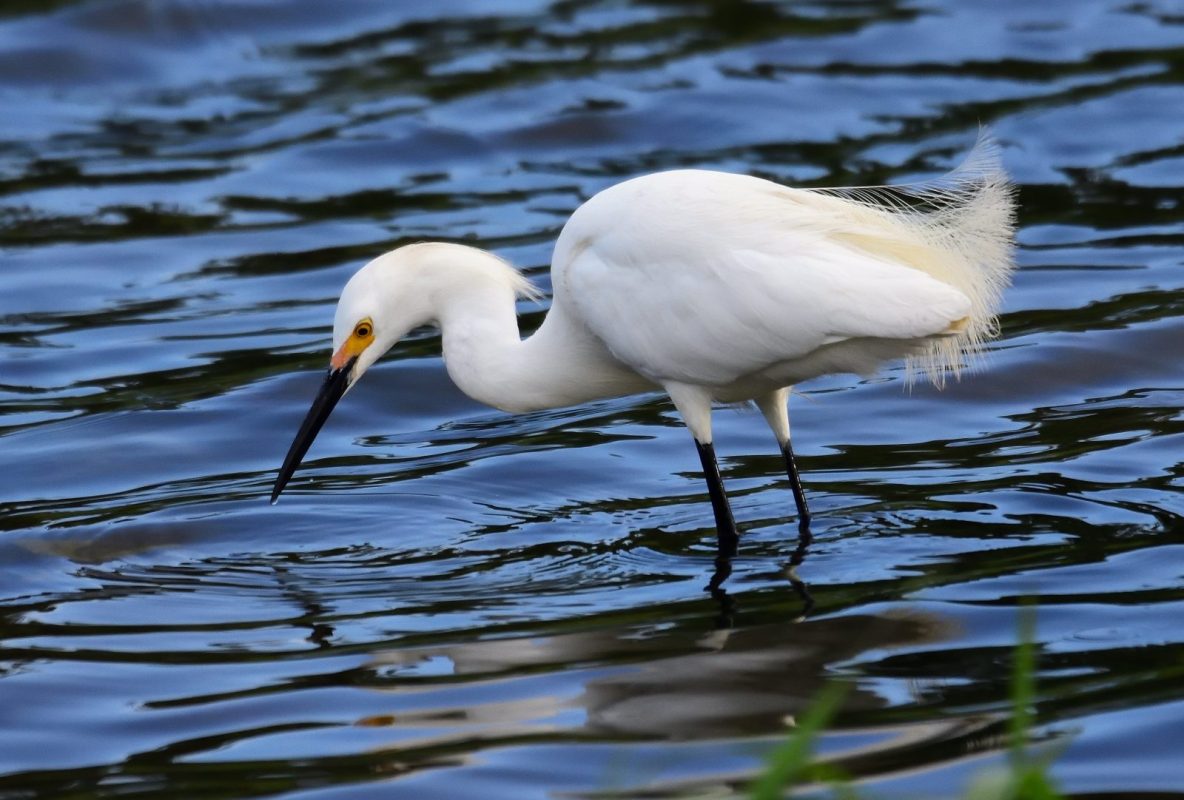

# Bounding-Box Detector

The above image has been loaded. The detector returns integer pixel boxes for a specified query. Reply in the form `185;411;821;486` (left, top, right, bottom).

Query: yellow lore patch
331;317;375;369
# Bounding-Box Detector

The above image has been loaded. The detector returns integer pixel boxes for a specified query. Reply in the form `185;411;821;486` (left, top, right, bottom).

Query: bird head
270;242;534;503
270;248;433;504
326;256;419;386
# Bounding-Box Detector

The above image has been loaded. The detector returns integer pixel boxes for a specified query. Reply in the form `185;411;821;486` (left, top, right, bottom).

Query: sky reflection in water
1;1;1183;798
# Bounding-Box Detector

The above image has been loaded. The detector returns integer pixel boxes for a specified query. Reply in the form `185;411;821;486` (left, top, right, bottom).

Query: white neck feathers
395;244;647;413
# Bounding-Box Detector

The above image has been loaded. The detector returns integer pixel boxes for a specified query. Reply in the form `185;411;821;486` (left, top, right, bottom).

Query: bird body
555;168;984;398
273;137;1016;541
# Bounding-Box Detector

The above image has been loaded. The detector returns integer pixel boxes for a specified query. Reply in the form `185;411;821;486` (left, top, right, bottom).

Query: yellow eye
354;321;372;339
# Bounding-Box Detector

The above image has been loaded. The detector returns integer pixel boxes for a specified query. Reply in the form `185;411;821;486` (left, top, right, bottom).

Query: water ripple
2;0;1184;797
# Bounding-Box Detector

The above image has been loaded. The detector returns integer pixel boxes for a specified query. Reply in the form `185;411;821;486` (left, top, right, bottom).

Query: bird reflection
363;585;958;742
707;520;813;627
272;563;336;648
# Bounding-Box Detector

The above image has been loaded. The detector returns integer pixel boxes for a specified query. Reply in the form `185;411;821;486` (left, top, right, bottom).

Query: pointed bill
271;358;355;503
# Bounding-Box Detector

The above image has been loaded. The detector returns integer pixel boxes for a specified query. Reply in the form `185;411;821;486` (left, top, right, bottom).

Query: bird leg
695;440;739;556
781;439;812;525
755;389;813;527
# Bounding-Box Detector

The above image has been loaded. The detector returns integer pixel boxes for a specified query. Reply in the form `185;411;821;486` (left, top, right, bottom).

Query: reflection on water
709;520;813;626
2;0;1184;798
365;605;957;744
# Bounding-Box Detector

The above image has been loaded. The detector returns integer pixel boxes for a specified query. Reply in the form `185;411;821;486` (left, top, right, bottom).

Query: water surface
2;1;1183;797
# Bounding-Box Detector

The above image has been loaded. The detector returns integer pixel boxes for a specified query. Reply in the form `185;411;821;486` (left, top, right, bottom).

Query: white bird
272;136;1016;549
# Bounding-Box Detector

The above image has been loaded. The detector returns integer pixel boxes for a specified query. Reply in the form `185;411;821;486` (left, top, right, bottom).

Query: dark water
2;1;1183;797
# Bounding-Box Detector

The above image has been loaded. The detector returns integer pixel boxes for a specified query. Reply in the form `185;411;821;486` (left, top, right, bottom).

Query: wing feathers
554;136;1015;390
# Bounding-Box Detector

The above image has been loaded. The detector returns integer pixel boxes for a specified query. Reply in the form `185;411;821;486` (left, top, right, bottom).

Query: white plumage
273;135;1017;539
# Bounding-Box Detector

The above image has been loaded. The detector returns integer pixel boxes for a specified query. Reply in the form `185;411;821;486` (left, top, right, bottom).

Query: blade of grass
749;681;849;800
1006;598;1063;800
1010;599;1037;761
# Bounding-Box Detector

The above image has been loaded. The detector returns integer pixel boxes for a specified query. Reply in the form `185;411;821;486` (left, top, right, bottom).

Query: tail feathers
811;132;1018;385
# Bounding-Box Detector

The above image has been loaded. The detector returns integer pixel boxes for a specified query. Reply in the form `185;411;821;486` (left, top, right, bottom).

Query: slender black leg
781;439;812;525
695;440;739;556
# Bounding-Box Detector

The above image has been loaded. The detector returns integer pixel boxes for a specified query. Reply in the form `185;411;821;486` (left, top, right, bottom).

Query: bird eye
355;323;372;338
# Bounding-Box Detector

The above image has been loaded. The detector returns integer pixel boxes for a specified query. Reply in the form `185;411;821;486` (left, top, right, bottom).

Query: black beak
271;357;356;504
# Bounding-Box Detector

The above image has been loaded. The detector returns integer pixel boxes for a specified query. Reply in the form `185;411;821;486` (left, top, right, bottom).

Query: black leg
695;440;739;556
781;439;812;525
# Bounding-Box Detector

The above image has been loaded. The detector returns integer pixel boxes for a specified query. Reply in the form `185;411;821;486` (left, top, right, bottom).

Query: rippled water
2;1;1183;797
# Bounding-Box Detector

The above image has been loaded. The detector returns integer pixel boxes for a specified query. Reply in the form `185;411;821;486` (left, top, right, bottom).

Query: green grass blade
1010;601;1037;761
748;681;849;800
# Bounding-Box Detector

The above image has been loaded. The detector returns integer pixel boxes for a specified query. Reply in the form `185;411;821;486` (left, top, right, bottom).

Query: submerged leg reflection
705;518;814;625
785;520;814;618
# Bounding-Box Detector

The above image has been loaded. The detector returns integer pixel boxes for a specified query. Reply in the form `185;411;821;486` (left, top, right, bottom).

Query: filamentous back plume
808;133;1018;385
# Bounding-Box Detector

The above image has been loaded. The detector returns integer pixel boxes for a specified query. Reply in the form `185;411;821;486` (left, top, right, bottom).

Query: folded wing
556;169;977;388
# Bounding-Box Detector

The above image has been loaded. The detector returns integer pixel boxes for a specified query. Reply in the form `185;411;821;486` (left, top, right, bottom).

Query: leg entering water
782;439;812;524
695;439;739;556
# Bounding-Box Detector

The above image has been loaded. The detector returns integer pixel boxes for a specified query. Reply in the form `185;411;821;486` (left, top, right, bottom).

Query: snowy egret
272;137;1015;546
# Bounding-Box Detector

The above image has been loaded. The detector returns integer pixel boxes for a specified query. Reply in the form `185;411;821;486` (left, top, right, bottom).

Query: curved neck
434;263;649;413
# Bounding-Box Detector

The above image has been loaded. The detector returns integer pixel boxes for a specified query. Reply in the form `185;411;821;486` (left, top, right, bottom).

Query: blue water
2;1;1183;797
